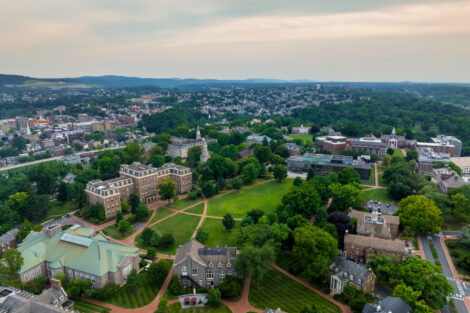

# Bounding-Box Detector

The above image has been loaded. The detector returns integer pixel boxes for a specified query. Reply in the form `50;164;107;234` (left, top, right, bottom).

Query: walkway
361;163;386;191
223;277;262;313
271;264;353;313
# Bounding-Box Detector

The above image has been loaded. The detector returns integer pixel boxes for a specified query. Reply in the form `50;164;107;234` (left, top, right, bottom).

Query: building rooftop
417;147;451;163
330;255;371;287
344;234;405;253
451;157;470;168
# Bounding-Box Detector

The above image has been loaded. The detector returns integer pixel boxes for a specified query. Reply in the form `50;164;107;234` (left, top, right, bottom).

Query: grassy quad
105;267;169;308
249;268;341;313
47;200;77;216
74;300;111;313
199;218;238;247
186;203;205;214
167;198;204;211
137;213;201;254
207;179;293;218
290;134;313;144
149;207;175;225
168;303;232;313
101;223;134;240
363;188;394;203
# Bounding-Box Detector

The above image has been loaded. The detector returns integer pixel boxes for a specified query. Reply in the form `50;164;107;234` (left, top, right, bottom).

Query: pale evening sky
1;0;469;82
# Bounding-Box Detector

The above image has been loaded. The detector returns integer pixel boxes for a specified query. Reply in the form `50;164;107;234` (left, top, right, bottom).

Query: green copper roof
17;226;139;276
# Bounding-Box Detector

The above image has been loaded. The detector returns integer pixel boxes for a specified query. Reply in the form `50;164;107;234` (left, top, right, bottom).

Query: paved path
223;277;262;313
361;163;386;191
191;196;207;239
271;264;352;313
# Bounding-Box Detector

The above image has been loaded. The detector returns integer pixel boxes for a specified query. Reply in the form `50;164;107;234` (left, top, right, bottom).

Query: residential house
173;239;238;288
329;255;376;296
432;165;464;193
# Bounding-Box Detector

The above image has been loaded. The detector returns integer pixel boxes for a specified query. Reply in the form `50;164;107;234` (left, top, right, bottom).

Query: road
420;235;469;313
0;146;122;172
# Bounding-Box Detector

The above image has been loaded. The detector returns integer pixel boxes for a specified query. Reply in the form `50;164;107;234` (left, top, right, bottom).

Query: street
420;235;469;313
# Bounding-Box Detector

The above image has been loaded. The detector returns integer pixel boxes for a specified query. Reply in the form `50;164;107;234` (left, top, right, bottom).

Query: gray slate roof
174;239;237;270
330;255;370;287
0;228;18;246
362;296;412;313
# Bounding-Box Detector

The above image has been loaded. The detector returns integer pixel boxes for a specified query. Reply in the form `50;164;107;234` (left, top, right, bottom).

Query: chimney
50;278;62;289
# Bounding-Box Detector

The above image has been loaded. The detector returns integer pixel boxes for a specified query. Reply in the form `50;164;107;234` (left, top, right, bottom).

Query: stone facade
329;255;376;296
432;166;464;194
174;240;238;288
0;228;18;254
344;234;406;264
345;135;387;159
167;136;216;158
86;162;192;218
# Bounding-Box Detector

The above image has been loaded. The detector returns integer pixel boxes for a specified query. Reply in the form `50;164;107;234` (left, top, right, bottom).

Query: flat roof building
417;147;451;173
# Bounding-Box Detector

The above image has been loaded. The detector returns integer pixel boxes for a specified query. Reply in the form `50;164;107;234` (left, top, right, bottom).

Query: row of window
24;267;41;281
181;266;231;277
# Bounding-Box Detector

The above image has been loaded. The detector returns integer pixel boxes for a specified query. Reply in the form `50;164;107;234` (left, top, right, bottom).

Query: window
218;262;222;268
182;266;187;276
227;262;231;268
206;272;214;279
358;279;361;284
122;264;132;276
192;267;198;275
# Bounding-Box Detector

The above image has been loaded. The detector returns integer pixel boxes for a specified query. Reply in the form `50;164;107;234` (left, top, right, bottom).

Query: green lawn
363;188;394;203
74;300;110;313
48;200;76;216
168;198;203;211
392;149;404;158
101;224;134;240
105;270;166;308
248;268;341;313
207;179;293;218
186;203;205;214
200;218;238;247
446;239;470;276
150;207;175;224
147;214;201;254
168;303;232;313
290;134;313;143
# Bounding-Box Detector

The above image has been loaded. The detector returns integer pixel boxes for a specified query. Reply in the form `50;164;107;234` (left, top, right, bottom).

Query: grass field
363;188;394;203
168;303;231;313
392;149;404;158
200;218;238;247
186;203;205;214
149;207;175;224
48;200;76;216
74;301;110;313
207;179;293;218
167;198;203;211
101;224;134;240
149;214;201;254
248;268;341;313
290;134;313;143
105;270;165;308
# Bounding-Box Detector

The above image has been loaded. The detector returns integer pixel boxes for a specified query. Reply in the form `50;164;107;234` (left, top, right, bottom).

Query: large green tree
235;243;275;288
187;146;202;168
293;225;338;279
158;178;177;204
328;183;364;212
278;183;321;219
272;164;287;182
451;193;470;223
397;195;443;234
123;142;144;164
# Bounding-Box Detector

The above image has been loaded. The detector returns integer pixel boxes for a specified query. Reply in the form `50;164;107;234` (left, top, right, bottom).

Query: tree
129;193;140;213
307;168;315;181
150;232;161;246
135;203;150;221
451;193;470;223
57;181;69;202
0;248;23;285
278;183;321;219
160;233;175;249
220;144;238;161
219;275;242;299
207;288;222;307
202;182;217;198
326;212;355;245
275;145;290;159
328;183;364;212
187;146;202;168
338;168;361;185
151;154;165;168
158;178;177;204
223;213;235;231
142;227;154;245
118;219;130;233
157;295;169;313
148;260;171;286
241;163;258;184
123;142;144;164
126;269;140;292
393;284;434;313
195;228;209;243
236;243;275;288
65;278;91;300
397;195;443;234
387;148;395;155
146;247;157;259
115;211;123;226
231;177;242;190
272;164;287;182
293;177;303;187
121;200;130;213
254;145;272;163
293;225;338;279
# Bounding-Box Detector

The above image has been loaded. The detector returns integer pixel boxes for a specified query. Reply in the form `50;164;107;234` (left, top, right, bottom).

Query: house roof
330;255;372;287
174;239;237;270
344;234;405;253
17;226;139;276
0;228;18;245
362;296;412;313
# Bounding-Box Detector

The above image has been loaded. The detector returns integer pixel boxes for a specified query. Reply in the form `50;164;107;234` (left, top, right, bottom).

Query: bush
207;288;222;307
160;233;175;249
293;177;303;187
231;177;243;190
92;283;120;300
168;275;184;296
148;260;172;287
219;275;242;299
195;228;209;244
187;189;202;200
202;182;217;198
22;276;47;294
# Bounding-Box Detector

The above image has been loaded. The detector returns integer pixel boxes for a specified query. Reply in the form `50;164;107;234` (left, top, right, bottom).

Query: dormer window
343;272;348;278
227;262;231;268
182;266;187;276
209;263;213;268
335;267;338;273
218;262;222;268
358;279;362;284
350;274;354;280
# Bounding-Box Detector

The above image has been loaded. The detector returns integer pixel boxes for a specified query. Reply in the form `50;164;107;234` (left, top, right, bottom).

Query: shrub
219;275;242;299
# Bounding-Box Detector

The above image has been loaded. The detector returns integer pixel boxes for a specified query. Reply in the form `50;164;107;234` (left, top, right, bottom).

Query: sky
1;0;469;82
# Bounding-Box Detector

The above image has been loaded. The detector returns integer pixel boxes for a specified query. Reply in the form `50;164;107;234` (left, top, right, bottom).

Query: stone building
16;225;140;289
348;209;400;240
166;129;216;158
284;142;301;156
362;297;412;313
431;135;462;157
0;228;18;254
344;234;406;264
86;162;192;218
329;255;376;296
417;147;452;173
286;153;371;181
432;165;464;193
173;239;238;288
416;141;457;158
0;279;74;313
345;135;387;159
291;125;310;134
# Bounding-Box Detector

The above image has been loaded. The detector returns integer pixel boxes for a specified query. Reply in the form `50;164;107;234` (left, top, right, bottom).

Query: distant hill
0;74;34;86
